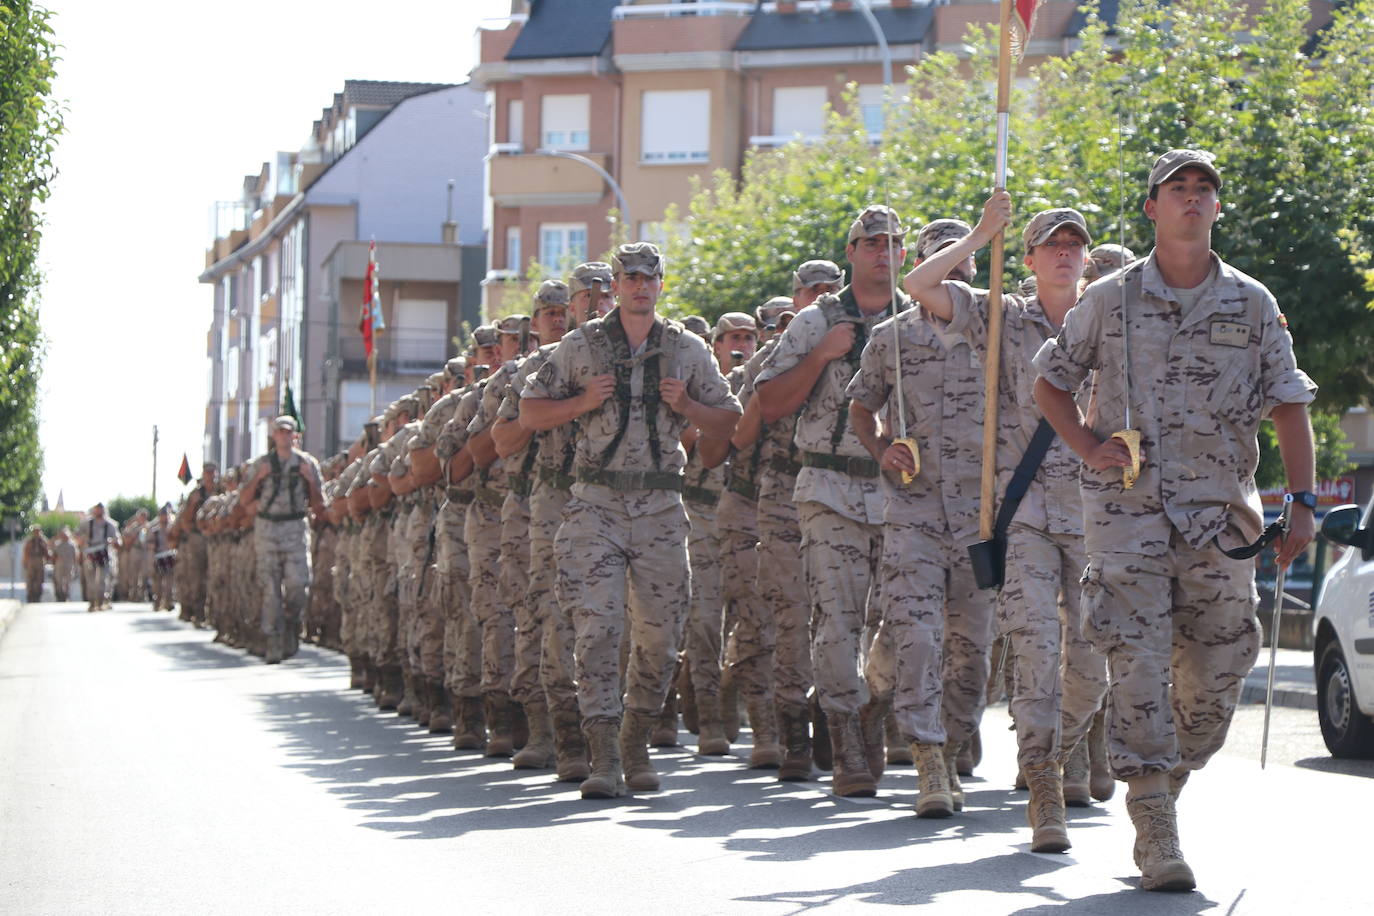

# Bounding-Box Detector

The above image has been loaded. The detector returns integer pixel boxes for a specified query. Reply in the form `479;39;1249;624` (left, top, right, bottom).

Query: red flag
177;453;192;485
1010;0;1039;60
359;240;377;359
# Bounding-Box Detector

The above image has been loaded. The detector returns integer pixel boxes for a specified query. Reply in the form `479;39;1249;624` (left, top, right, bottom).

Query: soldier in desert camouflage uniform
1033;149;1316;890
521;242;741;799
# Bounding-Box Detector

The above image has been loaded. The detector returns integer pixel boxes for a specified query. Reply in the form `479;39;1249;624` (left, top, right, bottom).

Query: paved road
2;601;1371;915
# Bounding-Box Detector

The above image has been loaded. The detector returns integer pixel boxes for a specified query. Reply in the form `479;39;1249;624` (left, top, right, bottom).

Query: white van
1313;497;1374;757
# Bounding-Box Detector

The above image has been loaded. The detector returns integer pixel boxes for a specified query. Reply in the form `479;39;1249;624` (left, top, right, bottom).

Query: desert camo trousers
1000;523;1108;769
254;517;311;639
1081;530;1260;781
501;490;543;706
527;482;579;715
684;502;724;697
436;497;481;698
758;469;811;708
555;494;690;722
717;490;775;704
465;496;511;695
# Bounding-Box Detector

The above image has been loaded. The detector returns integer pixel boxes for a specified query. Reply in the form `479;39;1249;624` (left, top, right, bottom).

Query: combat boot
719;669;741;742
484;692;516;757
579;717;625;799
746;699;781;769
552;706;591;783
413;678;432;729
511;700;529;750
512;698;556;769
362;661;378;695
776;701;814;782
1127;792;1195;892
349;657;366;690
620;709;662;792
695;690;730;756
452;696;486;751
428;680;453;734
1062;740;1091;807
942;745;965;811
828;712;876;798
885;712;912;765
911;743;953;818
651;689;680;747
810;693;832;771
377;666;404;711
397;668;417;718
678;661;699;734
265;633;284;665
1024;760;1070;853
957;731;978;777
857;696;890;782
1089;708;1115;801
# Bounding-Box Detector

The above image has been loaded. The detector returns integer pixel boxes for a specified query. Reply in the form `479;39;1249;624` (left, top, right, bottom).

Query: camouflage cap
202;461;219;472
495;314;527;335
611;242;665;278
1022;207;1092;250
425;371;445;389
914;218;973;259
711;312;759;341
395;394;420;418
272;415;298;432
756;295;795;324
533;279;571;312
791;260;844;291
470;324;499;348
568;261;614;294
682;315;711;338
444;356;466;378
846;204;906;243
382;403;398;425
1086;243;1136;280
1148;148;1222;191
365;416;381;428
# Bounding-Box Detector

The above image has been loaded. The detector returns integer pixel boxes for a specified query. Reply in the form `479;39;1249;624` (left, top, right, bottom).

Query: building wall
302;205;357;456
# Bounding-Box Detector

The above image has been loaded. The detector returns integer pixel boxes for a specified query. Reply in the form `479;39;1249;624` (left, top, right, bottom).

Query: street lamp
532;148;632;236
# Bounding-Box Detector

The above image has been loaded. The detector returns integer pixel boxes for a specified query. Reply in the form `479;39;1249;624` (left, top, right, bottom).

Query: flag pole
979;0;1016;542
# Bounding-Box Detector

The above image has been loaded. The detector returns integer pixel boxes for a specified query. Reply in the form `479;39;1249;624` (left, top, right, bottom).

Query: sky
36;0;510;512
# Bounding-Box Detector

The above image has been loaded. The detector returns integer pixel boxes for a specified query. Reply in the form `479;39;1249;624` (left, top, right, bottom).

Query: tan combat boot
776;701;813;782
512;698;557;769
484;692;515;757
957;731;978;777
829;712;877;798
911;743;953;818
1088;708;1115;801
580;717;626;799
695;690;731;756
552;706;591;783
452;696;486;751
678;661;699;734
619;710;661;792
1062;740;1091;807
349;658;366;690
428;680;453;734
885;712;912;765
1127;792;1195;892
746;699;782;769
810;692;832;771
377;666;404;711
942;744;965;812
1024;760;1070;853
719;669;741;742
857;696;890;782
397;666;416;717
651;689;680;747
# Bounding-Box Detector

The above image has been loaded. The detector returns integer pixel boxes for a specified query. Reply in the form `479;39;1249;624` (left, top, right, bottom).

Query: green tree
33;509;78;538
106;495;156;527
0;2;63;523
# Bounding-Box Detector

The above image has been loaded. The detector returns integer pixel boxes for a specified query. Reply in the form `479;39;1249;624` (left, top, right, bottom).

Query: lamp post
532;148;632;236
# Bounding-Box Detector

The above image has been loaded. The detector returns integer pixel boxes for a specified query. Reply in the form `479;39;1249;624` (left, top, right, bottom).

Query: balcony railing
613;2;755;18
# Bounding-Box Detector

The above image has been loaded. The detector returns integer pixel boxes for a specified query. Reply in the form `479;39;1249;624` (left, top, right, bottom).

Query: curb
0;598;21;646
1239;681;1317;711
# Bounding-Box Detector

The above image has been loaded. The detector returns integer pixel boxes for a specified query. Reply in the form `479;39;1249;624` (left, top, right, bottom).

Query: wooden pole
979;0;1016;541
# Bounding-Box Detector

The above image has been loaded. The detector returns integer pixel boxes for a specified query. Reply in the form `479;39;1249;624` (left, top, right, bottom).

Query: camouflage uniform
1033;250;1315;779
682;435;726;702
52;537;76;602
946;279;1107;768
81;515;119;607
147;516;177;611
846;304;996;748
251;443;321;658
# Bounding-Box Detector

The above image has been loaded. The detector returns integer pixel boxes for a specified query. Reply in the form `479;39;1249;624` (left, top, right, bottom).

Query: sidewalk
1241;646;1317;711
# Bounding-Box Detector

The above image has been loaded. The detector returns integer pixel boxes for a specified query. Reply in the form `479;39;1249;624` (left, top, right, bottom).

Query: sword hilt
892;436;921;485
1112;428;1142;489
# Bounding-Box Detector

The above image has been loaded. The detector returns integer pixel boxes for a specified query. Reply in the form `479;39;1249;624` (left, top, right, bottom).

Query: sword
1260;494;1294;769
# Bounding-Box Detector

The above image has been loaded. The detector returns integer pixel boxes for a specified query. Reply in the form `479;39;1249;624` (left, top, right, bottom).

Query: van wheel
1317;639;1374;758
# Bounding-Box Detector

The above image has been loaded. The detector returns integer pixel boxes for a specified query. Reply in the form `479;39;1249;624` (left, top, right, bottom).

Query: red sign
1260;477;1356;506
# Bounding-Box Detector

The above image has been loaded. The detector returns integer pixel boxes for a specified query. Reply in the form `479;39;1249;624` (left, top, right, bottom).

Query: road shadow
1293;755;1374;778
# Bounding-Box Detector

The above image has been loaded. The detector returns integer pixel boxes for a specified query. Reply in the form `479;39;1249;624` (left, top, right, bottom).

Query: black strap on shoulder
824;294;868;453
597;310;665;471
992;419;1057;540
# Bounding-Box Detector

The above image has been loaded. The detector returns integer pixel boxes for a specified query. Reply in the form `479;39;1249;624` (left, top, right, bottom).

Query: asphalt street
2;600;1371;915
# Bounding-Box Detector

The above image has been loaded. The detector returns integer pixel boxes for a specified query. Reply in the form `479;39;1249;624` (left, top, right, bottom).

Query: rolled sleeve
1033;295;1101;393
1258;296;1317;411
845;328;892;413
754;309;822;386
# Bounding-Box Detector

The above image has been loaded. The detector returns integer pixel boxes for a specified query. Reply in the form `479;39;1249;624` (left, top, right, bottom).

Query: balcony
489;150;610;208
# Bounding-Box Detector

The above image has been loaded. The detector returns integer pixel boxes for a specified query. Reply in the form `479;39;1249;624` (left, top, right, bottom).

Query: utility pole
152;425;159;504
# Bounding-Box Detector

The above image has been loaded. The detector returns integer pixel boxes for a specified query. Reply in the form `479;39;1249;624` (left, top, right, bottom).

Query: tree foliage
663;0;1374;412
33;509;78;538
106;495;157;527
0;1;62;523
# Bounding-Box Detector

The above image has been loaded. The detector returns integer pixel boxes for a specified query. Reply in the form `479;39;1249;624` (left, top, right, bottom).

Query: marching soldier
22;525;50;603
1033;149;1316;890
81;504;119;611
147;505;177;612
520;241;741;798
51;528;76;602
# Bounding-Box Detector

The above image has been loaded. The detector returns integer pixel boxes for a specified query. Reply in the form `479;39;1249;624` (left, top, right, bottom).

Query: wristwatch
1290;490;1318;511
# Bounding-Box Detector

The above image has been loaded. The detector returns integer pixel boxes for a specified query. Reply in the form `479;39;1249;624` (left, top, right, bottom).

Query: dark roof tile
735;6;934;52
505;0;620;60
342;79;455;107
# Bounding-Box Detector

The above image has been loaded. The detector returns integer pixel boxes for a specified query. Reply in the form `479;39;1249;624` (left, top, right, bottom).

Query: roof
735;6;935;52
341;79;456;107
505;0;620;60
1066;1;1174;37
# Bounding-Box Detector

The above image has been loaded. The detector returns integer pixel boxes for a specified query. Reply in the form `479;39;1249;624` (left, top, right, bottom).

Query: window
641;89;710;163
508;99;524;147
253;417;269;459
858;84;886;135
638;220;688;249
258;327;278;390
540;223;588;271
506;226;522;272
393;298;448;368
341;379;416;444
773;86;827;139
541;94;589;151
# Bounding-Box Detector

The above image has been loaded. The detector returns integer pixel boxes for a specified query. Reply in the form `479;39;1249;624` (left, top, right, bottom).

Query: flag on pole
1009;0;1040;60
177;453;193;485
282;383;302;433
359;240;386;359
